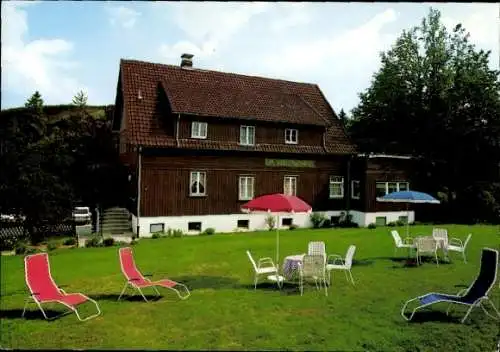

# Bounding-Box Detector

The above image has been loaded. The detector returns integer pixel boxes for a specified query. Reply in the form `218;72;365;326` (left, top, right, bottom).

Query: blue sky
1;2;498;114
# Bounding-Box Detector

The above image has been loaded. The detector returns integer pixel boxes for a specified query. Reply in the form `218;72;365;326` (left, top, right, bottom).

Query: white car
0;214;15;221
73;207;91;224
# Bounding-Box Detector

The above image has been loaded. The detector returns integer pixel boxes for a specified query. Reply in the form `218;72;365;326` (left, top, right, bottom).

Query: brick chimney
180;53;193;68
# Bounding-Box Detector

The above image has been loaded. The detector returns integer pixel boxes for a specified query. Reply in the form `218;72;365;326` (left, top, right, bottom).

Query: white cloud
1;2;87;105
157;2;271;60
270;3;312;33
108;6;141;29
441;4;499;69
260;9;398;77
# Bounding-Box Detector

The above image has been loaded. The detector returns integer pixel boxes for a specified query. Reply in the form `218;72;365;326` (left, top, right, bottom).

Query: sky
1;1;498;114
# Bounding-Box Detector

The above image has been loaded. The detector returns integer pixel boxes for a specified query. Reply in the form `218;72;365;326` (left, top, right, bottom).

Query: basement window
188;222;202;232
375;217;387;227
281;218;293;226
237;219;249;229
150;223;164;233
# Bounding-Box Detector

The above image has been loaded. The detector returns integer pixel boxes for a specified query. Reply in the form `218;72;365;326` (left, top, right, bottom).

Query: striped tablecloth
283;254;305;280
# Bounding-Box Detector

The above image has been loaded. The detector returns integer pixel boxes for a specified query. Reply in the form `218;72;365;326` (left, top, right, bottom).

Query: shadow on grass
0;308;67;321
170;275;240;290
90;293;161;302
365;255;455;269
405;310;459;323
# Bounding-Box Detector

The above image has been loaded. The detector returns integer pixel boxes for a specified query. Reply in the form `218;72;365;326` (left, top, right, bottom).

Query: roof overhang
357;153;413;160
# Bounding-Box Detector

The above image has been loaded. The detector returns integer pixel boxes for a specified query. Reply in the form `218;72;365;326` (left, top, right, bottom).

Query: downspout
136;146;142;238
176;113;181;147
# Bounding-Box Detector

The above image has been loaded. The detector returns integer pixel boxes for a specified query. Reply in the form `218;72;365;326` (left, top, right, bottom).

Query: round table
283;254;305;280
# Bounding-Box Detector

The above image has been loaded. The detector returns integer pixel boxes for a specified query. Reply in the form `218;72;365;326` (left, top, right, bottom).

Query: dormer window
285;129;298;144
240;125;255;146
191;121;207;139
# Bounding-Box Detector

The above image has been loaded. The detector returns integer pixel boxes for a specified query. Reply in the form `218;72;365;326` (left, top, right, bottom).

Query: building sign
265;159;316;168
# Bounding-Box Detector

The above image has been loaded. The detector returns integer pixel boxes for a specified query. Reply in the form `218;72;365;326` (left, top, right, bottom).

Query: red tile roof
119;59;357;155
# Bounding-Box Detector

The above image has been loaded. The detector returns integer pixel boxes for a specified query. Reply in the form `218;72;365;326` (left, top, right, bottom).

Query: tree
24;91;44;112
337;108;351;130
72;90;88;107
348;8;500;223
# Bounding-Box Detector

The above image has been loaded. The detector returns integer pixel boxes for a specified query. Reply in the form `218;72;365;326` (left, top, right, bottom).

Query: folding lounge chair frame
22;253;101;321
118;247;190;302
401;248;500;323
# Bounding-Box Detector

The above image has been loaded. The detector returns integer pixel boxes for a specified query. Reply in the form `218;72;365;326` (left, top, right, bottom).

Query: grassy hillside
0;104;115;121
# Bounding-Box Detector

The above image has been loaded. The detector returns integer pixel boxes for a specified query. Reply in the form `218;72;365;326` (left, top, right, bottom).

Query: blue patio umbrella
377;190;440;236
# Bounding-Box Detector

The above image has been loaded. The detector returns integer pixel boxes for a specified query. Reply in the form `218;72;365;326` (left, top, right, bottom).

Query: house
112;54;413;236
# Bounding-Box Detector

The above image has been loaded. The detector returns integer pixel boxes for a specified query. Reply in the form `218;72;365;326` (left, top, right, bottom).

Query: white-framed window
239;176;255;200
190;171;206;196
285;128;298;144
283;176;297;196
376;181;410;197
240;125;255;146
191;121;207;139
329;176;344;198
351;180;360;199
398;182;409;192
150;223;164;233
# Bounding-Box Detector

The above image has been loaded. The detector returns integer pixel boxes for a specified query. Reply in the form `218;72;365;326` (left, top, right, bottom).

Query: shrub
85;237;101;248
47;241;58;251
309;212;327;228
289;224;299;230
63;237;76;246
151;232;162;239
14;242;27;255
395;220;406;227
0;235;18;251
387;221;397;227
321;219;332;228
367;223;376;229
103;237;115;247
26;248;37;254
130;239;138;246
265;215;276;230
202;227;215;235
114;241;129;247
172;229;183;238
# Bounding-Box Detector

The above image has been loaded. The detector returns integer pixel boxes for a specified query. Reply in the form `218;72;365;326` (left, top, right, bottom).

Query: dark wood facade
350;156;414;213
112;58;414;222
177;116;324;145
138;149;349;217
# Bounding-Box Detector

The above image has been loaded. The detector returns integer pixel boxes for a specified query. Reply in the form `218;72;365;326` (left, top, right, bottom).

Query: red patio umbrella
241;193;312;265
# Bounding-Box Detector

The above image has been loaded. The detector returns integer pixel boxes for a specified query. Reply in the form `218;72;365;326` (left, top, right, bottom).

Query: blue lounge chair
401;248;500;323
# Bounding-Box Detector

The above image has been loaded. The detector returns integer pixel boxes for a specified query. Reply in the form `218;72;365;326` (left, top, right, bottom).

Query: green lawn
1;225;499;351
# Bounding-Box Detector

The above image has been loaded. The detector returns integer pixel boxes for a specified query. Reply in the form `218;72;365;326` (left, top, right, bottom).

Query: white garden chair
298;255;328;296
326;245;356;285
415;237;439;266
391;230;415;257
447;234;472;264
432;228;449;249
308;241;326;264
246;250;284;290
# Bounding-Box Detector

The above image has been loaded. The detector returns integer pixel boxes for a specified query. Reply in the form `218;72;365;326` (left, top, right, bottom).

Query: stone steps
100;207;132;235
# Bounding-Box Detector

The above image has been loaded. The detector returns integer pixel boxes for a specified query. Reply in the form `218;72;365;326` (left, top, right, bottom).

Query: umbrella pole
406;202;410;238
276;214;279;267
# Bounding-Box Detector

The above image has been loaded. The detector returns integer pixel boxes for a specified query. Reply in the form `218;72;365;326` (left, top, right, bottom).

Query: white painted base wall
132;210;415;237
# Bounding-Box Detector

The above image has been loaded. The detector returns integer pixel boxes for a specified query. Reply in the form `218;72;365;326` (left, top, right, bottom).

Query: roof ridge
120;58;318;87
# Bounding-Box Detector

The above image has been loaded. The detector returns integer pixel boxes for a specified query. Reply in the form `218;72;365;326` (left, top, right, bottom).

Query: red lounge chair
22;253;101;321
118;247;190;301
